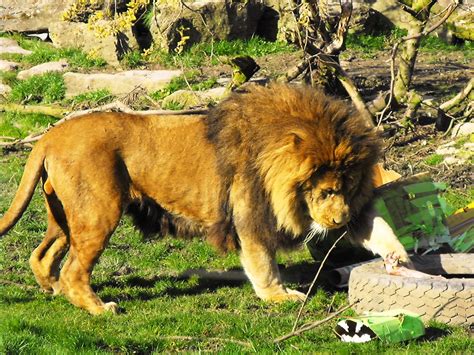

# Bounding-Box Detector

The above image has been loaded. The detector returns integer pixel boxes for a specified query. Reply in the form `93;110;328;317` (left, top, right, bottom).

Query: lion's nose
332;213;349;225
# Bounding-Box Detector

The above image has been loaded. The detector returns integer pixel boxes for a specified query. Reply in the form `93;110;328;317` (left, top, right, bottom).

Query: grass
147;36;297;69
345;29;473;59
161;101;186;111
150;72;218;101
9;72;65;104
68;89;115;108
0;112;57;139
0;150;472;352
120;50;145;69
0;70;19;87
0;34;107;69
424;154;444;166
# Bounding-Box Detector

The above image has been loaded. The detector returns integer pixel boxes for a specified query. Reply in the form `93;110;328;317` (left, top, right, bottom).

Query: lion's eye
321;189;335;199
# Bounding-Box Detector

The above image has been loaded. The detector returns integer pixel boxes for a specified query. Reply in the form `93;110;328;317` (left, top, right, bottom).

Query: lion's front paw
286;288;307;301
258;287;306;303
384;251;413;275
103;302;119;314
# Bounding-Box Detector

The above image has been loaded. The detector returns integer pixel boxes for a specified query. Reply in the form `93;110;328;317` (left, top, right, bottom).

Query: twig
326;294;336;314
279;60;309;83
440;78;473;112
154;335;252;348
274;301;358;343
291;231;347;332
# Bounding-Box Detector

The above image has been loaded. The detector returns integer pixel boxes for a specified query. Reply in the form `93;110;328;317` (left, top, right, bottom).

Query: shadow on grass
94;260;340;302
0;295;37;304
418;327;450;342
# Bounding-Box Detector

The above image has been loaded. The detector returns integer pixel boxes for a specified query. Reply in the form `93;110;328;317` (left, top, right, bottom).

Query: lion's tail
0;143;45;236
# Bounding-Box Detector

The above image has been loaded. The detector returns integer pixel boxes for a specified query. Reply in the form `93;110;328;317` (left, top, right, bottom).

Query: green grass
68;89;114;108
0;34;107;69
0;70;19;87
9;72;65;104
345;33;387;54
345;29;473;58
0;152;472;353
161;100;185;111
148;36;296;69
424;154;444;166
150;72;218;101
120;50;145;69
0;112;57;139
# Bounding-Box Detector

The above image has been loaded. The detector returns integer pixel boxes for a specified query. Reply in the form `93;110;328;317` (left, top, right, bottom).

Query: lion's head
206;83;381;249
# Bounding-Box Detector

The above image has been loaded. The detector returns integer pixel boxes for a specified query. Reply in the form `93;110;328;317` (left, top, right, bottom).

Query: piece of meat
384;252;446;279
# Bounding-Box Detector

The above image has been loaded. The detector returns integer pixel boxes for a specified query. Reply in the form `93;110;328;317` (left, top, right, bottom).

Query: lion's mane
204;83;381;251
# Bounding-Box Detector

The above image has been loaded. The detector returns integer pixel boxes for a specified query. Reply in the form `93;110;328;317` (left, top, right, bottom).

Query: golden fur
0;83;409;314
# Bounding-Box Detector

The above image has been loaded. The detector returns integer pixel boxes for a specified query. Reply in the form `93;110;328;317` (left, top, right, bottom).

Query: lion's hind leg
58;201;122;315
29;197;69;295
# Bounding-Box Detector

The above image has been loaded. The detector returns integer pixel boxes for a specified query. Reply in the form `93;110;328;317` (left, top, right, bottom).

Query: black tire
348;254;474;326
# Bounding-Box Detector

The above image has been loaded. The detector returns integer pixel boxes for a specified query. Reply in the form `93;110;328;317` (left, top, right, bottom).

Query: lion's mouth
303;221;328;243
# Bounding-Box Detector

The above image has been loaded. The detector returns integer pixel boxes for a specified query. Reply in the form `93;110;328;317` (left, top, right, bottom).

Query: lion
0;83;410;315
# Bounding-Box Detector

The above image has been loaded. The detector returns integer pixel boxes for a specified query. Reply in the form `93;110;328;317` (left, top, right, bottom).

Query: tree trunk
393;21;423;104
393;0;436;105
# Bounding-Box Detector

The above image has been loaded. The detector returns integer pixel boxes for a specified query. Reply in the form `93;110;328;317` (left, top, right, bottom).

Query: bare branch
274;301;359;343
292;231;348;332
278;60;309;82
311;51;374;125
324;0;352;55
440;78;473;112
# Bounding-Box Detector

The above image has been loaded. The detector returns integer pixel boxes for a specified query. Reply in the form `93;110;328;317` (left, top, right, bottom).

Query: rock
443;156;462;165
434;138;473;166
0;38;32;55
162;87;226;109
464;143;474;151
151;0;265;52
49;22;139;66
262;0;298;42
366;0;473;40
369;0;421;31
17;60;69;80
451;122;474;139
0;83;12;96
446;10;474;41
0;0;70;32
63;70;183;98
435;146;457;156
349;5;394;35
0;60;20;72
